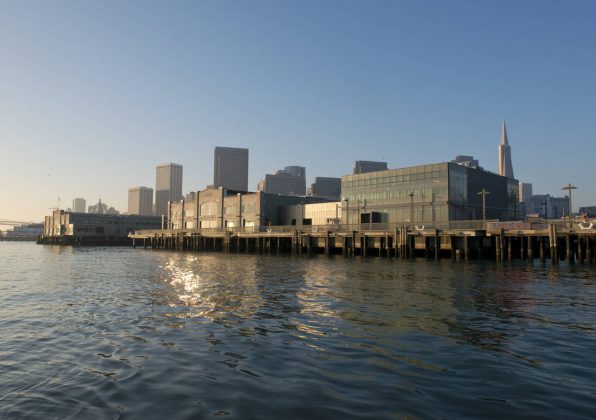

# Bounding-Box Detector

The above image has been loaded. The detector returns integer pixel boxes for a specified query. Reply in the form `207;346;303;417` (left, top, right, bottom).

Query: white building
128;186;154;216
155;163;183;217
72;197;86;213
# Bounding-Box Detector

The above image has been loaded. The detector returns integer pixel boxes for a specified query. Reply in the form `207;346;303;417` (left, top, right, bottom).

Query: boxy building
340;162;518;229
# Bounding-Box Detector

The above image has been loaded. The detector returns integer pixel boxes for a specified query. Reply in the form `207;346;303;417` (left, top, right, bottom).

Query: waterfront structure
525;194;569;219
451;155;482;170
72;198;86;213
341;162;518;229
309;177;341;201
353;160;388;174
4;223;43;240
260;166;306;196
166;187;328;230
550;196;570;219
213;147;249;191
128;187;153;216
88;198;119;215
155;163;183;217
278;202;342;226
42;209;161;244
498;121;514;178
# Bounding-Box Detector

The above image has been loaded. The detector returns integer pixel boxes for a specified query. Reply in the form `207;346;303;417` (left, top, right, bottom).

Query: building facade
213;147;249;191
518;182;533;204
155;163;183;217
261;166;306;196
167;188;328;230
128;186;154;216
353;160;388;174
451;155;482;170
498;121;514;178
278;202;342;226
524;194;569;219
341;162;518;228
309;177;341;201
72;198;86;213
43;210;161;241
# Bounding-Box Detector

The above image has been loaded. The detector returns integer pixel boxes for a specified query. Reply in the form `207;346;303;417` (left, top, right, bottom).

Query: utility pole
409;192;415;229
562;184;578;229
477;189;490;229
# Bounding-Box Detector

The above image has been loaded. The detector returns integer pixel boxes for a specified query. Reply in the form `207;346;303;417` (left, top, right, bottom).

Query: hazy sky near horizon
1;0;595;224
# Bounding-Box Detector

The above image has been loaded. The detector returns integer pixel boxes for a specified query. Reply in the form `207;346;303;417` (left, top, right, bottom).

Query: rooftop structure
451;155;482;170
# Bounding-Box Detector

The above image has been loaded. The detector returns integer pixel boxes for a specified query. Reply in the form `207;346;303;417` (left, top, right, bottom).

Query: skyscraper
128;186;154;216
261;166;306;196
213;147;249;191
155;163;183;217
72;197;86;213
518;182;533;203
498;121;514;178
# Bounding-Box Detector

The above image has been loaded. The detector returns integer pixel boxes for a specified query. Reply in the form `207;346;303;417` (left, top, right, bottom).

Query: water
0;242;594;419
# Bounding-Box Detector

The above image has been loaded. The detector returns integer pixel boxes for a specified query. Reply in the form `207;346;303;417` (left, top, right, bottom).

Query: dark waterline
0;242;594;419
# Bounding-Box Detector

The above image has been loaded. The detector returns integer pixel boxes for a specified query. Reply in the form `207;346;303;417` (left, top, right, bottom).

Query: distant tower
498;121;514;178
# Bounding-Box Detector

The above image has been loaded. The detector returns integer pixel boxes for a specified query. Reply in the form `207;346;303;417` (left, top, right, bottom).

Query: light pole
409;192;414;229
562;184;578;229
477;188;490;229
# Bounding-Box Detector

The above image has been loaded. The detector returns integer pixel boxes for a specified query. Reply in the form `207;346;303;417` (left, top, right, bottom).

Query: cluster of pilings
130;227;596;264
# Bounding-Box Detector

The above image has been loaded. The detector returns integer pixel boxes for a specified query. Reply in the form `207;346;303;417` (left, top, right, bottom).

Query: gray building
518;182;533;204
354;160;388;174
309;177;341;201
128;186;154;216
72;197;86;213
525;194;569;219
43;209;161;243
213;147;249;191
155;163;183;217
88;198;119;215
341;162;518;229
261;166;306;196
579;206;596;217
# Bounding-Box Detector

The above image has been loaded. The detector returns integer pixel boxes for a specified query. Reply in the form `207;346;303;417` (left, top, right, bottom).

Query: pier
128;224;596;264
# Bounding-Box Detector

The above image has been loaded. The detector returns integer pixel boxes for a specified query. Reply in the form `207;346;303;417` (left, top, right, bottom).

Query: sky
1;0;595;225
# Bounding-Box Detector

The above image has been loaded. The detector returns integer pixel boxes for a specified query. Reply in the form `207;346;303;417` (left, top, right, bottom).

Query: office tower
72;197;86;213
310;177;341;200
518;182;533;203
213;147;249;191
498;121;514;178
155;163;183;217
353;160;388;174
262;166;306;195
128;186;154;216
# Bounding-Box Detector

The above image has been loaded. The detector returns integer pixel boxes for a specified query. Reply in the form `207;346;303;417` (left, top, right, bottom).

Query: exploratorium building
340;162;519;229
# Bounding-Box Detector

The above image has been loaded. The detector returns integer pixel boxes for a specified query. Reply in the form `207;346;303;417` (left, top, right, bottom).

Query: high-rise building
213;147;249;191
498;121;514;178
155;163;183;217
261;166;306;196
310;177;341;201
128;186;154;216
353;160;388;174
72;197;86;213
518;182;533;203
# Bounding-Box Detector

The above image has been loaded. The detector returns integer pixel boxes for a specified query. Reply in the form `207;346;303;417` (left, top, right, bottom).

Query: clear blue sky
1;0;595;223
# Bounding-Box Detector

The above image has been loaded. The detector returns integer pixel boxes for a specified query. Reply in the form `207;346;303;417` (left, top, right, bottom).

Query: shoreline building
354;160;388;174
72;198;86;213
213;147;249;191
341;162;518;229
128;187;154;216
498;121;514;178
259;166;306;196
155;163;183;217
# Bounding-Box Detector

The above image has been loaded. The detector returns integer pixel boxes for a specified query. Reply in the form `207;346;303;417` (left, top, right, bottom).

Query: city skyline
1;1;595;223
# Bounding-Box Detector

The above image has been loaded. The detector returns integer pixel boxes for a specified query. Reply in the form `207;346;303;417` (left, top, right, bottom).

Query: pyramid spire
498;120;514;178
501;120;508;145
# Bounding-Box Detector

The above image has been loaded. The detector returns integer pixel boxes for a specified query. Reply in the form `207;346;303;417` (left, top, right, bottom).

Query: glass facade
341;163;516;228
